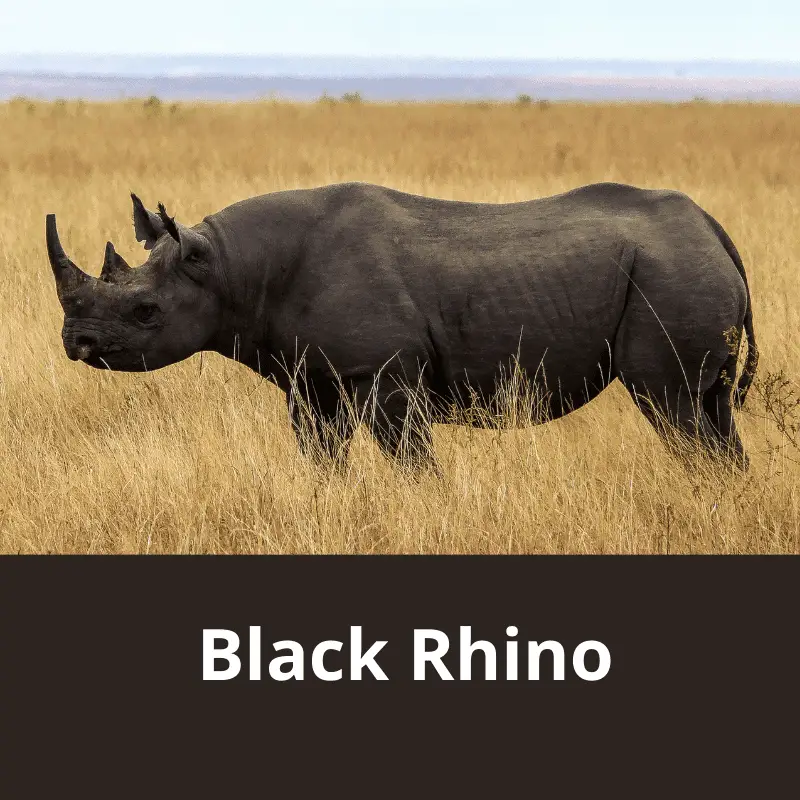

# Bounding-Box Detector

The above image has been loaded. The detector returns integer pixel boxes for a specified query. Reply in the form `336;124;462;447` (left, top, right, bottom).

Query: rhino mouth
81;355;110;369
67;343;144;371
65;340;125;365
81;355;144;372
77;351;116;369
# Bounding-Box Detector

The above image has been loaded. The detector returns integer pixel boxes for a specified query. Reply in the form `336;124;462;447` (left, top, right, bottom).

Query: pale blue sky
3;0;797;60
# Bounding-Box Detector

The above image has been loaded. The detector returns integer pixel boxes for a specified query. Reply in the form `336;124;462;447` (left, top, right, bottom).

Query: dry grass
1;97;799;553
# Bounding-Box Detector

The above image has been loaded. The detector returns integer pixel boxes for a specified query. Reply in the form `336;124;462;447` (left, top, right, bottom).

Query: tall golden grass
1;98;799;553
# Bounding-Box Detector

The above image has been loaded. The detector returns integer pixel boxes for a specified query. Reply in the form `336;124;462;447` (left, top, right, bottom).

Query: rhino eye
133;303;159;324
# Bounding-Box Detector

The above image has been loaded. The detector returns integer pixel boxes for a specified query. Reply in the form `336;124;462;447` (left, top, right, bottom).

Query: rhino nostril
71;334;98;361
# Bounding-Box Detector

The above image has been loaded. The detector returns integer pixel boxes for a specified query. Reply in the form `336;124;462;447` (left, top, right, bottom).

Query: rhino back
217;182;721;406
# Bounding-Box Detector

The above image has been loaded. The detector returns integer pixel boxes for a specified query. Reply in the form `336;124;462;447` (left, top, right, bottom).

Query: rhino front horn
46;214;92;301
100;241;132;283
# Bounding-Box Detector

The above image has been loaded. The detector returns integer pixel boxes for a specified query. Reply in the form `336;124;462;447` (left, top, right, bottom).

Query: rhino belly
432;293;623;423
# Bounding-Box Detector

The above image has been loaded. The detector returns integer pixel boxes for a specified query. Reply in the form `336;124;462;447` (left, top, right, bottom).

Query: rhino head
47;195;224;371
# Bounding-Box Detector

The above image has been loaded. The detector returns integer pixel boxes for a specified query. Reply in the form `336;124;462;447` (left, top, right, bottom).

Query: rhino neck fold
203;209;287;378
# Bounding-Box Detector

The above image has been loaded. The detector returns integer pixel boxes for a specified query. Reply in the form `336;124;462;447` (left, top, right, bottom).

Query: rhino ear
157;202;209;265
131;193;165;250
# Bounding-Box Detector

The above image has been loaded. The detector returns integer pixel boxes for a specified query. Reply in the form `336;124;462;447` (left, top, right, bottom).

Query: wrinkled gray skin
47;181;758;471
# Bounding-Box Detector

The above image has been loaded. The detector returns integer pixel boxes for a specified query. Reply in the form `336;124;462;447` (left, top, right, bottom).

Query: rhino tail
735;288;758;409
702;209;758;409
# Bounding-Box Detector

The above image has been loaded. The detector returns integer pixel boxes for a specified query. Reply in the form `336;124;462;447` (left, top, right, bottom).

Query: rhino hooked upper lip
64;331;124;363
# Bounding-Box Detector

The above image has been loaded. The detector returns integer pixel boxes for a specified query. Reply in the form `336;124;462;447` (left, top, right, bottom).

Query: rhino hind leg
612;262;748;470
700;351;748;469
620;349;747;471
615;338;748;469
626;384;743;468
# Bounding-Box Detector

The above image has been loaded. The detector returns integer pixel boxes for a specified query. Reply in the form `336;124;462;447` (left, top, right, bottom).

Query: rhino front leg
360;379;440;476
287;387;355;471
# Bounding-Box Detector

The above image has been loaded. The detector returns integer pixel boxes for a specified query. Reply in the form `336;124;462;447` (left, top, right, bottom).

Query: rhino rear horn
46;214;92;302
100;241;132;283
131;193;165;249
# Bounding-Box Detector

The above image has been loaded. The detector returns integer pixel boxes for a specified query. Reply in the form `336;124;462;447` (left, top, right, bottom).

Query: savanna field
1;97;799;553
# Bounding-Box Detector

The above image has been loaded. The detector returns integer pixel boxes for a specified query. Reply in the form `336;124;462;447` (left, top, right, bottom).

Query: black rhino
46;181;757;470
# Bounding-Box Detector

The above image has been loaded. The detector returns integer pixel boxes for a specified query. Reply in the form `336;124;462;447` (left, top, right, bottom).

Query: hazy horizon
4;54;800;78
0;53;800;77
6;0;800;105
